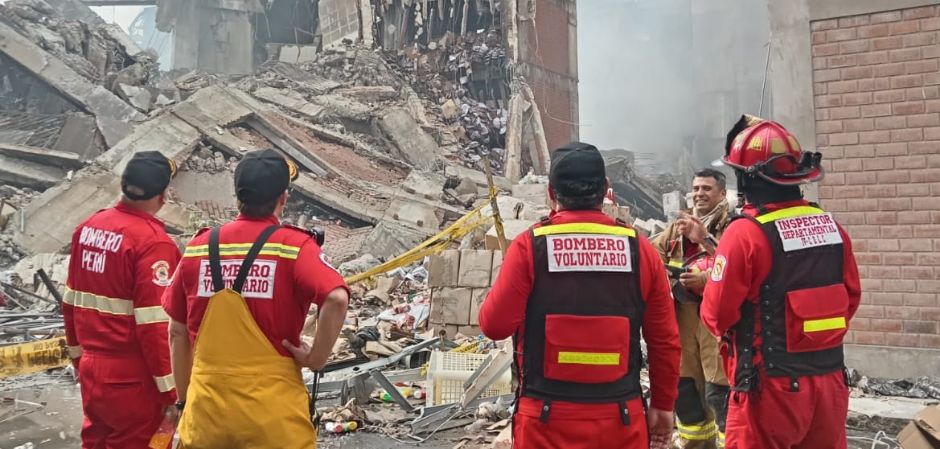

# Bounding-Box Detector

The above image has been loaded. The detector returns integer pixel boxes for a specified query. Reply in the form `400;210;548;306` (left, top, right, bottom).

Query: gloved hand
679;270;708;290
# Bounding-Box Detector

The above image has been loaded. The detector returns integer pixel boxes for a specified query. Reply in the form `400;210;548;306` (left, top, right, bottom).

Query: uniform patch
197;259;277;299
546;234;632;273
774;213;843;252
151;260;171;287
711;255;727;282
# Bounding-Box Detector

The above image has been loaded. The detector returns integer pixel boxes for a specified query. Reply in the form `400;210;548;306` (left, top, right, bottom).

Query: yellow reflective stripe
68;345;83;359
557;351;620;366
755;206;825;224
183;243;300;259
667;260;683;268
134;306;170;325
154;374;175;393
677;421;718;440
63;288;133;316
533;223;636;237
803;316;847;332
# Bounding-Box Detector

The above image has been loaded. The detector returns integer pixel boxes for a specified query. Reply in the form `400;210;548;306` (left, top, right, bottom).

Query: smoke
577;0;771;167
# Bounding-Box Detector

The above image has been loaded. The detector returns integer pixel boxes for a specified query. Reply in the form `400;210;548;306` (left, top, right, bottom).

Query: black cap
549;141;606;196
234;149;298;204
121;151;177;200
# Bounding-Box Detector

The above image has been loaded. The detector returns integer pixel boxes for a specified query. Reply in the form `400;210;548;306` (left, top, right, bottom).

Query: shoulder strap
208;227;224;292
232;225;281;294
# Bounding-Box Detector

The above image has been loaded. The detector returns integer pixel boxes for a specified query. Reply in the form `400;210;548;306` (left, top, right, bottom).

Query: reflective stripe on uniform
68;345;83;359
134;306;170;325
182;242;300;260
755;206;825;224
677;420;718;441
154;374;175;393
803;316;847;332
533;223;637;237
63;288;133;316
718;431;726;449
557;351;621;366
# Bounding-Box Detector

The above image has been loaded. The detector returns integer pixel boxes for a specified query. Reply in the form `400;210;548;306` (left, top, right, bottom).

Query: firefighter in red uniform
479;142;681;449
163;149;349;448
64;151;179;448
692;115;862;449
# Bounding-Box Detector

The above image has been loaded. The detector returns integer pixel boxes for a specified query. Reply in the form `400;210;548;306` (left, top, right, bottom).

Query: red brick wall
519;0;577;150
811;5;940;349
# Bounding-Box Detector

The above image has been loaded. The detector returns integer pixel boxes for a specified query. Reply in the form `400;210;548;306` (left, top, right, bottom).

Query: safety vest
732;206;848;392
517;220;645;424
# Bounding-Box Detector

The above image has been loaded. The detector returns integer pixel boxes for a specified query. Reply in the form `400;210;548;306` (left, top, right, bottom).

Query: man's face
691;176;725;215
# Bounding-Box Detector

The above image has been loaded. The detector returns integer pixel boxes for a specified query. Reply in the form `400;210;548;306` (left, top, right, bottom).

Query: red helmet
717;115;824;185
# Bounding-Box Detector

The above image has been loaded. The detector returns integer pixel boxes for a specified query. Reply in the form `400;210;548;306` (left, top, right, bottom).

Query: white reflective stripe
63;288;133;316
154;374;175;393
68;345;83;359
134;306;170;325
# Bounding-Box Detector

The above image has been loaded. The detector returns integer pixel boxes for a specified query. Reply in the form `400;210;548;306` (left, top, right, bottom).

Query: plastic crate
426;350;513;407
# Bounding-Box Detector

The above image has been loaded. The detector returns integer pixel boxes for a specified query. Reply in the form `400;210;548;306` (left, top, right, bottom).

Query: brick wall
811;4;940;349
319;0;359;47
427;250;503;337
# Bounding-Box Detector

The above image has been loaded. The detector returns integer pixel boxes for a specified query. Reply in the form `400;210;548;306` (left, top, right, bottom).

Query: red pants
79;352;166;449
512;397;649;449
725;372;848;449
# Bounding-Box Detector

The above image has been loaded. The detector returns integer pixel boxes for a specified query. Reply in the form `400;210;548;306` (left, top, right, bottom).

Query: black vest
516;220;645;411
731;206;848;392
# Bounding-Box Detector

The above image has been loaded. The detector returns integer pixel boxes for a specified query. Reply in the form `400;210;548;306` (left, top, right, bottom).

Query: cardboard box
898;405;940;449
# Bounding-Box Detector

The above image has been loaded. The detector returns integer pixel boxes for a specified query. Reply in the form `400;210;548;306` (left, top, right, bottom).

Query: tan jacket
650;205;732;265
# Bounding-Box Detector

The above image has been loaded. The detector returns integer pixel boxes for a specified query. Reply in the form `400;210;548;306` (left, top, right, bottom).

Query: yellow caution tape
0;337;70;379
344;198;496;285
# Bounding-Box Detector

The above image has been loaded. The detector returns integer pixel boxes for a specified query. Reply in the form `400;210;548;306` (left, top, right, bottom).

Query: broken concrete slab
378;109;441;171
171;171;236;209
848;396;934;436
510;183;547;206
0;143;83;169
0;154;66;189
485;219;534;250
278;45;318;64
252;87;325;120
388;199;440;230
445;165;512;192
292;173;389;225
335;86;400;103
361;220;429;261
310;94;374;122
52;114;103;161
115;83;153;112
401;171;445;201
244;117;328;176
97;114;201;174
469;288;488;326
481;196;550;222
0;20;144;146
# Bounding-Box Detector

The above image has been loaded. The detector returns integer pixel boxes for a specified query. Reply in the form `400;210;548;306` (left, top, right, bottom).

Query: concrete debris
378;109;441;171
338;254;381;278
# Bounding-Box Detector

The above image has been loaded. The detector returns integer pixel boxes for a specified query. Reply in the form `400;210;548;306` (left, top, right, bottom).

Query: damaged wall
427;249;502;338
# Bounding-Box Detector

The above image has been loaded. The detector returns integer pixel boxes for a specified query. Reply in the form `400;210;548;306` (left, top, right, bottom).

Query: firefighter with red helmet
64;151;179;448
479;142;681;449
686;115;862;449
652;169;732;449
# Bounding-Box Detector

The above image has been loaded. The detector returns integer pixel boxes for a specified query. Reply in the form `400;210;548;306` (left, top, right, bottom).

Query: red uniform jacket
479;209;681;418
64;203;180;402
162;215;348;357
700;200;862;385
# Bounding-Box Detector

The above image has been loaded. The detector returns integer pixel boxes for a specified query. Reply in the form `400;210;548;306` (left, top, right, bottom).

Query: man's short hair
237;199;280;218
694;168;727;190
552;179;606;210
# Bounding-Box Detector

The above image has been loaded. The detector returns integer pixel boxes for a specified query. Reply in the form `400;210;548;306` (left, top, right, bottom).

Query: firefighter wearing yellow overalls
162;149;350;448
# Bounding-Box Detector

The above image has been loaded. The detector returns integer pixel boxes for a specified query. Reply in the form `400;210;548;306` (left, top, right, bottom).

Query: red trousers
79;352;166;449
725;372;848;449
512;397;649;449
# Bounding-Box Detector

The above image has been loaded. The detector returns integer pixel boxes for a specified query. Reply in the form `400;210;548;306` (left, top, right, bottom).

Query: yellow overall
177;225;317;449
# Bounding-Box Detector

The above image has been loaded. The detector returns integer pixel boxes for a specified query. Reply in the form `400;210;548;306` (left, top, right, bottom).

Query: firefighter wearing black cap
163;149;350;449
64;151;180;448
479;142;681;449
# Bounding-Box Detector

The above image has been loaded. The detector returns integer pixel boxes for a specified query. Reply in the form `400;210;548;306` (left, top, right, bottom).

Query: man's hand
282;338;325;371
679;271;708;290
676;213;707;244
647;407;674;437
161;403;180;426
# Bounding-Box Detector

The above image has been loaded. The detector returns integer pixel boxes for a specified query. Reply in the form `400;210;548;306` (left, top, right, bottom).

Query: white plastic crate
426;350;513;407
